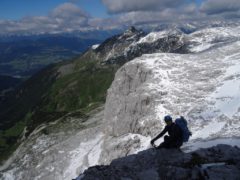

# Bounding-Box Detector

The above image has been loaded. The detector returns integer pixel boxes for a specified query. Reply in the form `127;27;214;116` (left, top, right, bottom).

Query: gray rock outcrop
79;144;240;180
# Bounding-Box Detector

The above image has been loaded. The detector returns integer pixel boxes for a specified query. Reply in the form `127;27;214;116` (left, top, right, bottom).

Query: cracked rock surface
80;145;240;180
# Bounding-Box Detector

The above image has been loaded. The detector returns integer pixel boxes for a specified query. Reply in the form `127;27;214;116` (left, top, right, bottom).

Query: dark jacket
153;123;183;143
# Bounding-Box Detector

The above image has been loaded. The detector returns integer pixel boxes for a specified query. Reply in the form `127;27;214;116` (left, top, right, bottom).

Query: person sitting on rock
150;115;183;149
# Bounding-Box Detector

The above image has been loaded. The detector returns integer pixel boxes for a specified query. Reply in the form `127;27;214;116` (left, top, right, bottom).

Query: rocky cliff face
80;145;240;180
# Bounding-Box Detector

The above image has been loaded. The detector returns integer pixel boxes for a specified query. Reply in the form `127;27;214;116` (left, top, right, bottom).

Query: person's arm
151;126;167;144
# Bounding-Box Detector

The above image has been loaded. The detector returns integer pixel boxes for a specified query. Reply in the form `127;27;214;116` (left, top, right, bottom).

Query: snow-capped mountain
95;27;188;65
1;24;240;180
95;25;240;65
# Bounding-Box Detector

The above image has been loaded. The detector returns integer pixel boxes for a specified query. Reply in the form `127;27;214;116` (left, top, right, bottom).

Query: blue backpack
175;116;192;142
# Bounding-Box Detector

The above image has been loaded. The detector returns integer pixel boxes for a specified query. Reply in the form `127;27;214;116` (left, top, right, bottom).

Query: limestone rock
79;145;240;180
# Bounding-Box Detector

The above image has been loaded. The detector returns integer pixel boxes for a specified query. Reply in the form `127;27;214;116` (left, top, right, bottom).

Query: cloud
117;3;202;25
199;0;240;19
88;17;121;29
0;1;240;35
101;0;206;25
0;3;91;35
101;0;240;27
51;3;89;20
101;0;189;14
200;0;240;15
49;3;90;31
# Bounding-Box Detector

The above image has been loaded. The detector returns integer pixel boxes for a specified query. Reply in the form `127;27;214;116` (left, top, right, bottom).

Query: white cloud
200;0;240;15
102;0;188;13
100;0;206;26
51;3;89;19
0;3;91;35
101;0;240;27
0;1;240;35
118;3;201;25
88;17;121;29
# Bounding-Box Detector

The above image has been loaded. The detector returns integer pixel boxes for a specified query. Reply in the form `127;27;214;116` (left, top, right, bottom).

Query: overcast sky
0;0;239;35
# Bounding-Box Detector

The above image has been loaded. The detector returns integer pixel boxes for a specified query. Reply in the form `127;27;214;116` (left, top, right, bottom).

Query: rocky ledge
77;144;240;180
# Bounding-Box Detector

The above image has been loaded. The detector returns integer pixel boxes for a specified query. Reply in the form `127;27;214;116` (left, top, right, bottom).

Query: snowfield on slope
188;26;240;52
103;41;240;155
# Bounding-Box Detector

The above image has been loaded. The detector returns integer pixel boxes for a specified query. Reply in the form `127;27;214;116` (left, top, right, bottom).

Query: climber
150;115;183;149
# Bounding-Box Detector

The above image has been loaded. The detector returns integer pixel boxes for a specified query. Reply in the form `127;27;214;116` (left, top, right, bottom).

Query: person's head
164;115;173;126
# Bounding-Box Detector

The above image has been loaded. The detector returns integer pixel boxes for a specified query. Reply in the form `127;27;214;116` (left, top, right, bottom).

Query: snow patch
0;168;18;180
183;138;240;152
130;134;152;153
138;31;168;44
87;137;104;167
137;30;182;44
192;121;226;139
92;44;100;50
63;133;104;179
189;43;213;53
205;63;240;118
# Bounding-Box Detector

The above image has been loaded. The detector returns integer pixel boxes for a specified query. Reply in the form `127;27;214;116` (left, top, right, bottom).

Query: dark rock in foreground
77;144;240;180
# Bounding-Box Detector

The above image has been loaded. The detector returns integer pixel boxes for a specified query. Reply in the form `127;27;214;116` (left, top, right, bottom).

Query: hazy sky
0;0;239;34
0;0;109;20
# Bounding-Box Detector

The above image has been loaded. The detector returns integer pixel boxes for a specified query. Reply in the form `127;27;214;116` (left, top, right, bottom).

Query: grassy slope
0;50;119;163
